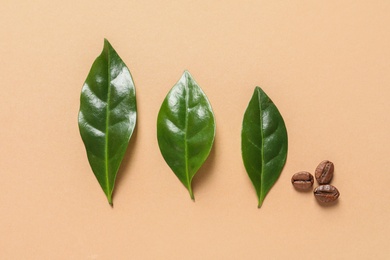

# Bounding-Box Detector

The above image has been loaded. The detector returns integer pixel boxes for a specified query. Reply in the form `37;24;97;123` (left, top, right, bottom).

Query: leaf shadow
191;139;217;198
111;123;139;206
315;198;340;208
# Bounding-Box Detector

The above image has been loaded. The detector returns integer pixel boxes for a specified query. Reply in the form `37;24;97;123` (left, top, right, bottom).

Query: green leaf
241;87;288;208
157;71;215;200
78;39;136;205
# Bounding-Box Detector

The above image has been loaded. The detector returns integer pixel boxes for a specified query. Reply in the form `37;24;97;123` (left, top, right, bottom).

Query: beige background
1;1;390;259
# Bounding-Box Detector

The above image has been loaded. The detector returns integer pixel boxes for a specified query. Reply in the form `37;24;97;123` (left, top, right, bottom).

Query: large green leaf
157;71;215;200
78;39;136;205
241;87;287;208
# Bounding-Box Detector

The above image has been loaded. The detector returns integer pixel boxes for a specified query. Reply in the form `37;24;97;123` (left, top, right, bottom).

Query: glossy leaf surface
241;87;287;208
157;71;215;200
78;39;136;205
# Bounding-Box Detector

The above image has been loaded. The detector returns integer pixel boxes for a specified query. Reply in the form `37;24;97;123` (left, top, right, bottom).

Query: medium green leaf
157;71;215;200
78;39;136;205
241;87;288;208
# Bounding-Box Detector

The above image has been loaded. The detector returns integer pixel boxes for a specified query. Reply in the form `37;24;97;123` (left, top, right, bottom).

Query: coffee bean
315;160;334;184
313;185;339;203
291;171;314;190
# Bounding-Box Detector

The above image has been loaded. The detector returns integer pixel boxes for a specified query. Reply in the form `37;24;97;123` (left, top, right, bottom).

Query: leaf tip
103;38;113;51
254;86;264;94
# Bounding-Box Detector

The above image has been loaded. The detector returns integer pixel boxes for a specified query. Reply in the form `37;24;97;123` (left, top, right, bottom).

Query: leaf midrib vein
104;48;111;196
257;89;264;200
184;81;190;191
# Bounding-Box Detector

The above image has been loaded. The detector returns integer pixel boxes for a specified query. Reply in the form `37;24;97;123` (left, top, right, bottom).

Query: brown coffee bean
315;160;334;184
314;185;340;203
291;171;314;190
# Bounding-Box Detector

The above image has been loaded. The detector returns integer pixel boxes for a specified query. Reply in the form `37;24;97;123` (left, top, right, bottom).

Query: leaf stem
257;199;263;208
188;186;195;201
108;195;113;206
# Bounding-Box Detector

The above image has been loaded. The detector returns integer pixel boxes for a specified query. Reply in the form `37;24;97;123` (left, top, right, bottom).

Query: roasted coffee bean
313;185;339;203
291;171;314;190
315;160;334;184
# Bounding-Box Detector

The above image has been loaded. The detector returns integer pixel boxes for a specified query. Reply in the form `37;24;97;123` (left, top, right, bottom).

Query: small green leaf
241;87;288;208
157;71;215;200
78;39;136;205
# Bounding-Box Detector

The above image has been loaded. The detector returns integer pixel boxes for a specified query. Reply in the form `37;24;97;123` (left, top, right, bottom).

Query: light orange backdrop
1;1;390;259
